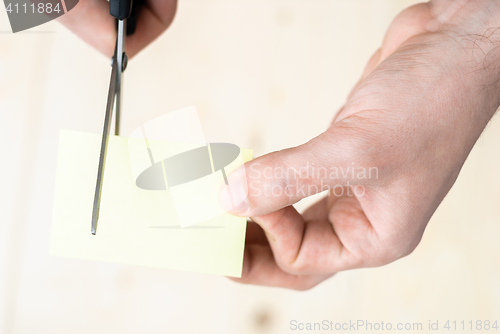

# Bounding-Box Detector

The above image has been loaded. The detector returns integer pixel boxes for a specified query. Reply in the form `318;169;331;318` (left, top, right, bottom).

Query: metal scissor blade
91;20;127;235
91;55;118;235
115;19;126;136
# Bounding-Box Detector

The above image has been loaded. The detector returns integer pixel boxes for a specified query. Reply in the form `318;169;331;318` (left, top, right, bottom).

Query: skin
60;0;500;290
58;0;177;58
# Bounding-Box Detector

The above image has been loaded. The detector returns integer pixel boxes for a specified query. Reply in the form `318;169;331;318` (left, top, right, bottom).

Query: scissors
91;0;144;235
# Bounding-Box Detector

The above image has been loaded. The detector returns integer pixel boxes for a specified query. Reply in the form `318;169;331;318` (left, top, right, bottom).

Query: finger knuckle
374;235;417;266
289;277;321;291
276;259;305;275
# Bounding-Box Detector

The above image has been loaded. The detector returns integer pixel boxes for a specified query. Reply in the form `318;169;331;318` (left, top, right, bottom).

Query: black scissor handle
126;0;145;35
111;0;144;35
110;0;133;20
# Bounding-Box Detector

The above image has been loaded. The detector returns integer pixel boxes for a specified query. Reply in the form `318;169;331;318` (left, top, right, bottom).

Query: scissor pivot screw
110;53;128;72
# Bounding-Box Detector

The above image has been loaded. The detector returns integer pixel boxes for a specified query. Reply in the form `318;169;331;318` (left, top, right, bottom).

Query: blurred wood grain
1;1;499;333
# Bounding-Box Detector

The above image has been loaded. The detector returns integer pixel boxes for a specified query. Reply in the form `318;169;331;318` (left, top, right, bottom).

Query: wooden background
1;0;499;333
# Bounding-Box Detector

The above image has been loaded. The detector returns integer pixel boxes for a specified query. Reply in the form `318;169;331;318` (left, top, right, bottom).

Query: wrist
429;0;500;29
429;0;500;118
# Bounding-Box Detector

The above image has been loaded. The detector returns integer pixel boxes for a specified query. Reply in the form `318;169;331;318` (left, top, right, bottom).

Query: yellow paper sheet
49;130;252;277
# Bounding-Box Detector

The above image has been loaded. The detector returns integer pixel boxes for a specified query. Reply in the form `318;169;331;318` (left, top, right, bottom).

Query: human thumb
218;130;356;217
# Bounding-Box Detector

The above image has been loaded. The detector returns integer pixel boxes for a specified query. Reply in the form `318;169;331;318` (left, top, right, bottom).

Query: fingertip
218;167;250;216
